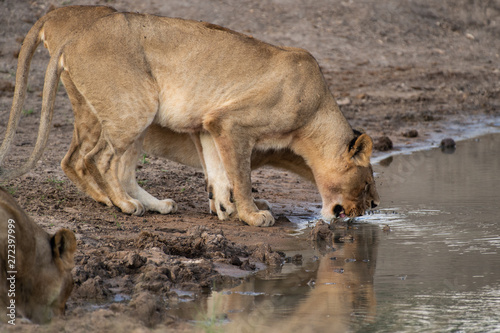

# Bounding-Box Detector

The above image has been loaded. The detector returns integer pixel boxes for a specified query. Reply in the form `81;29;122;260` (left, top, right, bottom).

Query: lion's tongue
339;212;347;218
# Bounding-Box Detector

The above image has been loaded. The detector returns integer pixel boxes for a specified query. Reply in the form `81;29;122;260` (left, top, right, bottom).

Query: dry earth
0;0;499;331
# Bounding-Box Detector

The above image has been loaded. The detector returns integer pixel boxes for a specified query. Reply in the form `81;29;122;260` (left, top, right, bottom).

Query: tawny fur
0;6;380;226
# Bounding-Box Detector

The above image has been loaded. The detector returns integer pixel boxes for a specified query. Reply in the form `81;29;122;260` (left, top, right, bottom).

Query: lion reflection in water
203;223;379;332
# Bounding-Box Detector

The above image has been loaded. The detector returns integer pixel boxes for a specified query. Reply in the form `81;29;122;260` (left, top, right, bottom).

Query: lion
0;8;379;226
0;5;314;220
0;187;77;324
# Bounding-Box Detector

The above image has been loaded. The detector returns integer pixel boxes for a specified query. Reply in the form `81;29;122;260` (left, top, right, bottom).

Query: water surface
173;133;500;332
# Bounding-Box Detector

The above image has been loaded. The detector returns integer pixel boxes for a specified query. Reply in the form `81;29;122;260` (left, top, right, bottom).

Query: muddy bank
0;0;499;331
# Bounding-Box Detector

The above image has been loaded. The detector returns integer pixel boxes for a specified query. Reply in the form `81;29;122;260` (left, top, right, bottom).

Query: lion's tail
0;29;64;180
0;17;48;165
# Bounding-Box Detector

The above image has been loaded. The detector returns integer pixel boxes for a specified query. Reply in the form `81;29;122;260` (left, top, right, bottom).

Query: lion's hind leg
62;127;112;207
63;53;163;215
60;75;112;206
83;134;145;216
61;109;113;206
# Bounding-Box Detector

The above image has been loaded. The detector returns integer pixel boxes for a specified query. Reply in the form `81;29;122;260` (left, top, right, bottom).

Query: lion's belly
154;81;256;133
155;87;215;132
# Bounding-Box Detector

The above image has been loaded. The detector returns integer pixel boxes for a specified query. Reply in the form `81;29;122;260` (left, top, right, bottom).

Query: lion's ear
348;133;373;167
51;229;77;270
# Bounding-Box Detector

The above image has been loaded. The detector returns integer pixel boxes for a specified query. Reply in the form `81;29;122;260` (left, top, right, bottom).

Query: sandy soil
0;0;499;331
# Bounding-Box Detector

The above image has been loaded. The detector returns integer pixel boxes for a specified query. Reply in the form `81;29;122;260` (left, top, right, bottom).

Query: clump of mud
128;291;167;327
402;129;419;138
68;225;286;329
251;243;286;266
440;137;457;154
310;219;357;251
440;138;456;148
310;219;334;242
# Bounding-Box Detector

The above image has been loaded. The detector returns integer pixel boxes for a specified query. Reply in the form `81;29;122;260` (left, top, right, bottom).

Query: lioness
0;6;327;220
1;8;379;226
0;187;76;324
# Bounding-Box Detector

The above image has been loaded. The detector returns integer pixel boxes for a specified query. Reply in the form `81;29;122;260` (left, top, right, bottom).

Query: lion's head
319;133;380;220
1;187;76;324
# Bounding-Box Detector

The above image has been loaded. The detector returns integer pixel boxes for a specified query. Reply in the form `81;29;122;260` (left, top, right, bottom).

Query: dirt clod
402;129;419;138
310;220;333;242
374;136;394;151
124;252;146;269
291;254;303;264
252;243;285;266
73;276;111;300
129;292;166;328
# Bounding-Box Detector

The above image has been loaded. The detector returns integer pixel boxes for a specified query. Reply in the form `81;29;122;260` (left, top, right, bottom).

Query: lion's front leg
210;132;275;227
118;140;177;215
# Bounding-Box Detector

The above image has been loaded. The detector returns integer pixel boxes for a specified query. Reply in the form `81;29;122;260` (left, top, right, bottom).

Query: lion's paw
208;187;236;220
119;198;145;216
94;195;113;207
242;210;275;227
153;199;177;214
209;197;236;220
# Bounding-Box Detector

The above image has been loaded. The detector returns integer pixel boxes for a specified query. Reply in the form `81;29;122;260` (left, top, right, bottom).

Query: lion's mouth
333;204;347;218
333;204;368;218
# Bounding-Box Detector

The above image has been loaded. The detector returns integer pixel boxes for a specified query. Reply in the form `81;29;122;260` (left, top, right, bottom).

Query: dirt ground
0;0;499;331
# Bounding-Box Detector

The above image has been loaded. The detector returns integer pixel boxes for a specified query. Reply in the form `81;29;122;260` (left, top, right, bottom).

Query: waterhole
170;133;500;332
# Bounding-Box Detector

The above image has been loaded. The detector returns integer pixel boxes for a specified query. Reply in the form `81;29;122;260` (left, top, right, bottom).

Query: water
173;133;500;332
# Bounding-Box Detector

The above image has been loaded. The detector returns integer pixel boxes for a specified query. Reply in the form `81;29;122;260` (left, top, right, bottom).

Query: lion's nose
371;200;378;209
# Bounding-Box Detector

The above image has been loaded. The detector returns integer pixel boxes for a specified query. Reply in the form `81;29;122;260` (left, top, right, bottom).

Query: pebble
336;97;351;106
440;138;456;148
440;138;457;153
